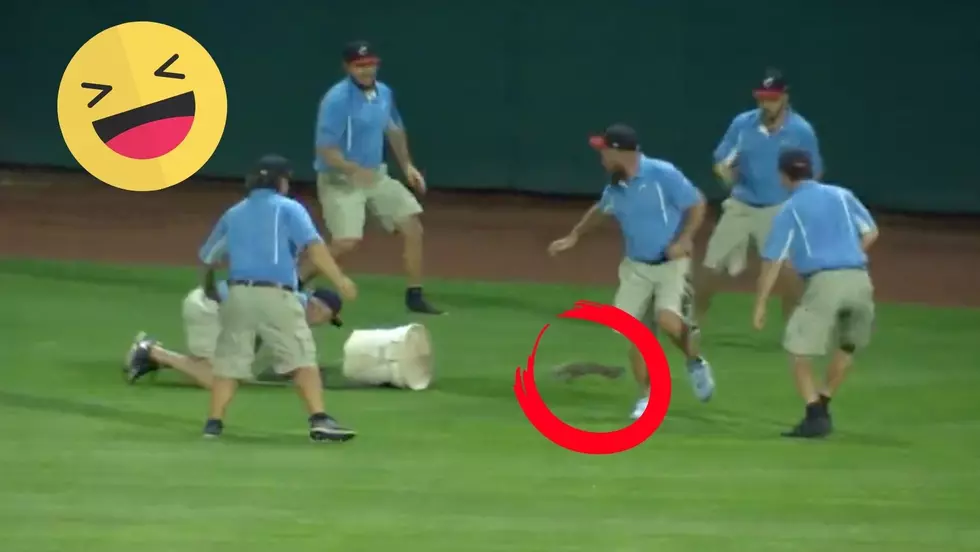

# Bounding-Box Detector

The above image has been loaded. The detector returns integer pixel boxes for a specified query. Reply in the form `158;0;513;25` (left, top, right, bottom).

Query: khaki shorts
613;257;694;331
180;288;276;376
212;286;317;380
316;164;423;239
181;288;220;359
703;198;783;276
784;270;875;356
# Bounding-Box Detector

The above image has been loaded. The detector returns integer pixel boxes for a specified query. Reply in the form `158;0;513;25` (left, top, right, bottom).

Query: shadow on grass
0;389;321;446
433;289;575;319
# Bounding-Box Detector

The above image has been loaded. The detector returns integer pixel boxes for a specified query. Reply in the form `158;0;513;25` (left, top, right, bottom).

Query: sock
309;412;328;424
818;393;831;406
406;286;423;300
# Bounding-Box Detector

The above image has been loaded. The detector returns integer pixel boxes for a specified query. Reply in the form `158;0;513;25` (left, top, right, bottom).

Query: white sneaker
687;357;715;402
630;395;649;420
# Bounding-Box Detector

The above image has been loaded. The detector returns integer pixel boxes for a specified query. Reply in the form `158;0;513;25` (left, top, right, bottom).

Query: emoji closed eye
81;82;112;108
154;54;185;79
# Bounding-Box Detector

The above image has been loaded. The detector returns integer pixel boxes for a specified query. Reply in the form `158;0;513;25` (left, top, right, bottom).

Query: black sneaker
309;413;356;443
125;332;159;384
202;418;224;439
781;404;832;439
406;288;445;315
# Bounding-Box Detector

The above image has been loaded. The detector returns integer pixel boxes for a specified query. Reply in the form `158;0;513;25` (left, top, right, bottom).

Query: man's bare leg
630;310;715;419
208;377;238;420
693;268;723;325
782;354;832;438
396;216;442;314
292;366;326;414
147;345;214;389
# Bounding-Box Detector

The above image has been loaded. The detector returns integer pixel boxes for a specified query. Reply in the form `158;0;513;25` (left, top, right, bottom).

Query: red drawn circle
513;300;672;455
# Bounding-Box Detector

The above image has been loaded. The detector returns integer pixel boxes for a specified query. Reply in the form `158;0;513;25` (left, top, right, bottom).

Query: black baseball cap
753;68;789;99
588;124;640;151
311;287;344;327
247;154;292;189
342;40;380;66
777;148;813;179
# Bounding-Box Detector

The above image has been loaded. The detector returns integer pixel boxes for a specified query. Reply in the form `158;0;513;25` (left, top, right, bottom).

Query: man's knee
655;308;685;336
395;215;423;239
330;238;361;255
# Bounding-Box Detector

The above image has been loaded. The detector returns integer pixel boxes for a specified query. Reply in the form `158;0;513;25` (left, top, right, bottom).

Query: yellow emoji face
57;22;227;192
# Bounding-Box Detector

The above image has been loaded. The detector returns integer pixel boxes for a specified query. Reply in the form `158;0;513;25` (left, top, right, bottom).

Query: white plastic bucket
342;323;433;390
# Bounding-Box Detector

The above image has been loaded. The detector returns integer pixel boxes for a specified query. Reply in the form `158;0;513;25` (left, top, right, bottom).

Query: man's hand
348;166;377;187
752;301;767;330
667;236;694;260
548;234;579;256
714;161;738;189
403;164;426;194
336;276;358;301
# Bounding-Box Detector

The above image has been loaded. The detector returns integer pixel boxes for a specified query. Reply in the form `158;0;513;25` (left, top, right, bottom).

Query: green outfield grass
0;258;977;552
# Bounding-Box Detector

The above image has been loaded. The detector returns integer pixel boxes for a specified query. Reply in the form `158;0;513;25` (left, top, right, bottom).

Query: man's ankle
309;412;328;424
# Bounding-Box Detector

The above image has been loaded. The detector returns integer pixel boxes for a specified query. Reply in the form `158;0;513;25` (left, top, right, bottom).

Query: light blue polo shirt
599;156;703;262
713;109;823;207
761;180;876;276
198;189;323;288
313;78;403;172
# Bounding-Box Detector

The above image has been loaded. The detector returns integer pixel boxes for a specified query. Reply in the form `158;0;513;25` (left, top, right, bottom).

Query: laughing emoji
57;22;227;192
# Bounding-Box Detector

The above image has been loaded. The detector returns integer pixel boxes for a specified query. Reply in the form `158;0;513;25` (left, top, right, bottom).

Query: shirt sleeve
761;206;796;262
799;123;824;177
315;93;348;149
285;202;323;250
712;116;742;166
198;213;228;265
662;166;702;211
845;191;876;234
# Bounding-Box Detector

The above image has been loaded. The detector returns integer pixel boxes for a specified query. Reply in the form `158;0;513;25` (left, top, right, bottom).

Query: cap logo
259;170;267;175
358;45;368;55
763;77;775;88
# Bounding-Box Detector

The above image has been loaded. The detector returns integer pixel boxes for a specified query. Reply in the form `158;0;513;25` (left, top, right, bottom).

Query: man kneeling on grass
124;280;343;389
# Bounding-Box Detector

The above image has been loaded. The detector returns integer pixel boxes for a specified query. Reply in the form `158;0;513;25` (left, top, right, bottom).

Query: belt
802;266;867;280
737;199;779;208
635;256;668;266
228;279;296;292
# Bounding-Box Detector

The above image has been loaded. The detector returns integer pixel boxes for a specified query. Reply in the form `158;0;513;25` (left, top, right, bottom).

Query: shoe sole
124;331;147;369
309;428;357;443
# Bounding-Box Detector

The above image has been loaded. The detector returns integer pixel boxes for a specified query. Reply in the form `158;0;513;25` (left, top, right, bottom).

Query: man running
698;68;824;327
549;124;715;419
754;149;878;438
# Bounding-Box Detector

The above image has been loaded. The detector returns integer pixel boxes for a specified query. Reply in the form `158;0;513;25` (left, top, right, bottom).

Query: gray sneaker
687;357;715;402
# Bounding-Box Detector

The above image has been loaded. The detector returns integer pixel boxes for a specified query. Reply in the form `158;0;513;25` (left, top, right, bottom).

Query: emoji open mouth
92;92;196;160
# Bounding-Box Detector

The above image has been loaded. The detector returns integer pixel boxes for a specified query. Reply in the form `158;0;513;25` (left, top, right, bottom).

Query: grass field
0;258;978;552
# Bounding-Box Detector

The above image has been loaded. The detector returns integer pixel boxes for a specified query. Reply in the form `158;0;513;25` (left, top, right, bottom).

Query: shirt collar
793;179;820;194
248;189;277;198
756;107;794;135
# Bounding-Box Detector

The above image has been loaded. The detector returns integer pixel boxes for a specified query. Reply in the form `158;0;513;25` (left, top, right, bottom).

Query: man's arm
665;169;707;244
384;97;413;171
800;123;825;179
712;116;742;186
569;196;612;239
757;208;795;306
286;203;348;288
315;94;361;175
198;213;228;300
845;190;879;251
